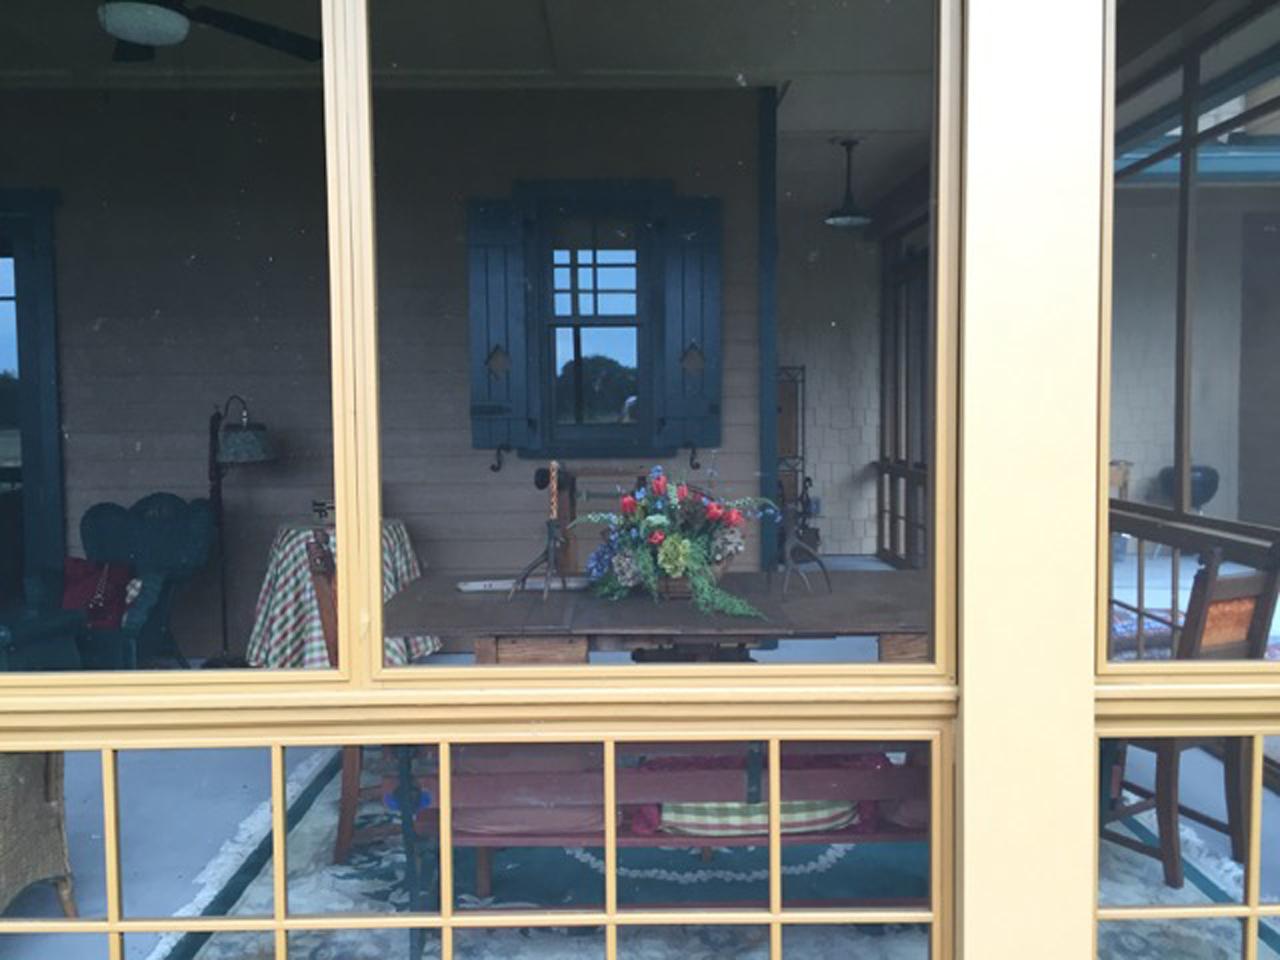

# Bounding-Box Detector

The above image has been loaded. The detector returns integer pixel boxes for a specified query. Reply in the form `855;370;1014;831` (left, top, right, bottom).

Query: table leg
878;633;930;662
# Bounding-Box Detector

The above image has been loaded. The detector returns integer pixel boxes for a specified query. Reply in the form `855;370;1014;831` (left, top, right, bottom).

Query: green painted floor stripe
164;751;344;960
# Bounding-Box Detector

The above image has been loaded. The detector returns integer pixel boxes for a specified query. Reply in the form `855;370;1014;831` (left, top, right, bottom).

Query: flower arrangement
573;466;777;617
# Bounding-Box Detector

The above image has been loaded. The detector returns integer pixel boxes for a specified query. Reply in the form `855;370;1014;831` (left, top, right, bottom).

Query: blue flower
635;488;646;501
586;542;616;580
649;465;665;479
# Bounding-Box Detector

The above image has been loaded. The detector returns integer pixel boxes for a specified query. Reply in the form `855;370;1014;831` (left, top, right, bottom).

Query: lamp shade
97;2;191;46
824;138;873;230
217;422;274;465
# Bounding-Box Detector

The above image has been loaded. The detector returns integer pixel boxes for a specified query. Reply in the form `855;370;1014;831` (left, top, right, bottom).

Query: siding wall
776;200;880;555
0;88;761;656
1111;184;1280;523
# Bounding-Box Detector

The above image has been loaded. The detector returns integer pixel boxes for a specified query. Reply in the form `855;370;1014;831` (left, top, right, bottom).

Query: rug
149;750;1275;960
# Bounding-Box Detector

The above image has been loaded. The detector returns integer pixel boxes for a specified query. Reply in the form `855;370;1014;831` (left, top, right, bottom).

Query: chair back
81;493;215;575
1177;548;1280;661
305;530;339;668
79;493;215;665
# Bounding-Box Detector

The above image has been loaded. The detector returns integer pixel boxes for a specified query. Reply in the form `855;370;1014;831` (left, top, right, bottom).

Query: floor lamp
208;394;274;655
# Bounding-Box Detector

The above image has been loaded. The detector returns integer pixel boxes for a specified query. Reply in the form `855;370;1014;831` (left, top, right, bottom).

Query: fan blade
186;6;322;61
113;40;157;62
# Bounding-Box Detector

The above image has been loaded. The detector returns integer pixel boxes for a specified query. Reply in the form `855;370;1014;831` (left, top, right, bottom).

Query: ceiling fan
97;1;322;63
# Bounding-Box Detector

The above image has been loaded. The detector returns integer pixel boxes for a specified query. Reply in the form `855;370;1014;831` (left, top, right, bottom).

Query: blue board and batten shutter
657;196;722;451
467;199;538;452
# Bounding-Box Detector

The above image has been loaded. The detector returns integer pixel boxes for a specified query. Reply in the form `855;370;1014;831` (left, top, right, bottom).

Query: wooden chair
305;531;375;865
1102;548;1280;887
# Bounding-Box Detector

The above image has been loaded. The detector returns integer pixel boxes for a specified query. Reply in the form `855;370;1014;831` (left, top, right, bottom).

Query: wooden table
383;570;930;664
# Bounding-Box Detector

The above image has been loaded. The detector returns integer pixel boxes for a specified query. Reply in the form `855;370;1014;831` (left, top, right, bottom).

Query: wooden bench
383;740;930;908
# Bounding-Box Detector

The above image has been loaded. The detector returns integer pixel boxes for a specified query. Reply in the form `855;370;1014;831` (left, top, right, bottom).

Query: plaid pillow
659;799;858;837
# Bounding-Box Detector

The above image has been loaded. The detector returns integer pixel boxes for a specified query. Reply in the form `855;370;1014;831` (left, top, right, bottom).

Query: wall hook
490;443;512;473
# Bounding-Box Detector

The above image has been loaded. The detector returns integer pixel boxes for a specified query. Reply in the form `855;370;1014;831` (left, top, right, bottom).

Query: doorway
0;193;64;608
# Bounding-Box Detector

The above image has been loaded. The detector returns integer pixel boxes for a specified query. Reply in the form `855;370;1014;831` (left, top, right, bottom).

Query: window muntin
5;734;945;957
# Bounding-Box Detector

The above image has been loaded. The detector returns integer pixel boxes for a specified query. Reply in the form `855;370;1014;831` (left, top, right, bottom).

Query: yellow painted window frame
0;728;954;960
1;1;1194;959
0;0;960;702
1093;0;1280;684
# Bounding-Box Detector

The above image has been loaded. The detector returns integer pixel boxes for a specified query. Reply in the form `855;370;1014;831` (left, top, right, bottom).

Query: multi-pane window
550;219;642;430
1107;0;1280;664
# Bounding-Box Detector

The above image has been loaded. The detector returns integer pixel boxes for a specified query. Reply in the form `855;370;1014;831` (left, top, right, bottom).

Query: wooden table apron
383;570;931;664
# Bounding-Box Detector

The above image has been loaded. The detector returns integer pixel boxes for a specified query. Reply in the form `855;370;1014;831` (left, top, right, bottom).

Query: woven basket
657;555;733;600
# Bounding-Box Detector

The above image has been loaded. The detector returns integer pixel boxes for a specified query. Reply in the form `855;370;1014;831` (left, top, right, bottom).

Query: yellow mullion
777;909;934;925
1247;735;1265;960
768;739;782;960
271;746;288;960
101;750;121;923
604;739;618;960
439;742;454;960
930;731;945;959
1097;904;1252;921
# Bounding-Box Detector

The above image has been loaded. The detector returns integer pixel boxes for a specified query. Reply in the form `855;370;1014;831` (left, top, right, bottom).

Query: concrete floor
4;748;320;960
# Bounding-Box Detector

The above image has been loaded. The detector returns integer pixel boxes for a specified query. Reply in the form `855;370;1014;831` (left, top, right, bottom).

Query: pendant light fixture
824;138;873;229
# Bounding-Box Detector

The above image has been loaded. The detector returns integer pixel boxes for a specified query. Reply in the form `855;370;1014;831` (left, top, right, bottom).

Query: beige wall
0;88;762;656
776;199;880;555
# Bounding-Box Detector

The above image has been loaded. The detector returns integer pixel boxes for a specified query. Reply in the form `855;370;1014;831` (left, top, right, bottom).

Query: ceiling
1;1;935;206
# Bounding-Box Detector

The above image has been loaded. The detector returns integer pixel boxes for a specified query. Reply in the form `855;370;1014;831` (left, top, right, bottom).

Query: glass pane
1098;919;1244;959
0;3;332;672
454;927;604;959
374;0;938;667
1262;918;1280;960
0;751;103;919
289;929;441;960
285;745;440;916
1116;71;1182;151
783;924;930;958
616;926;768;960
452;743;603;913
780;741;930;910
0;935;107;960
615;741;768;911
118;749;273;919
1109;164;1180;509
125;932;273;960
1099;737;1250;906
0;268;19;612
555;327;639;426
1199;3;1280;132
1189;118;1280;529
1262;735;1280;902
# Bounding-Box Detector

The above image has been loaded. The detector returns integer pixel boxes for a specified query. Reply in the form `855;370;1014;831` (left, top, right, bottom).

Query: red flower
651;474;668;497
726;508;744;527
621;495;637;514
648;530;666;545
705;501;725;522
676;483;689;501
